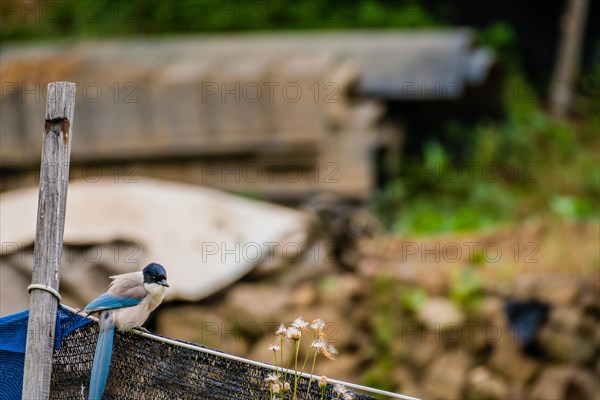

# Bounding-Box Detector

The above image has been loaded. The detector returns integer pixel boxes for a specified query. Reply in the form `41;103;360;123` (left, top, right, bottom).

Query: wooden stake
549;0;590;118
22;82;76;399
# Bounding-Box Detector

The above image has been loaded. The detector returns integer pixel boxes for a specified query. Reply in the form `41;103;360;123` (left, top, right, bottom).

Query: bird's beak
159;279;170;287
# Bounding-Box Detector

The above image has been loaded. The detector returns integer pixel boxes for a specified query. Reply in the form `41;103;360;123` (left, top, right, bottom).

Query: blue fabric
0;306;92;400
85;292;142;311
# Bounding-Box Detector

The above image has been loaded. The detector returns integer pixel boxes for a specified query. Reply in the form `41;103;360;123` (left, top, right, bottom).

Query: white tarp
0;178;310;306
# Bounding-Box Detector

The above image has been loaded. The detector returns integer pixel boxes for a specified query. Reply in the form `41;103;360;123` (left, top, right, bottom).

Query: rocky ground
2;216;598;399
155;219;599;400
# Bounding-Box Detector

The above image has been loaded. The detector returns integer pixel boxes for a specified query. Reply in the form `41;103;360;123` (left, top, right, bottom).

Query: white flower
286;326;302;340
268;344;281;352
333;384;348;394
326;344;338;357
275;323;286;338
265;373;279;383
310;339;326;350
321;343;338;360
310;318;325;330
292;317;309;330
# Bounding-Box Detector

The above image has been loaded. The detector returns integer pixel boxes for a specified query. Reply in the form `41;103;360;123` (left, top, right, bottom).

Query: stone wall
151;221;599;400
2;199;597;399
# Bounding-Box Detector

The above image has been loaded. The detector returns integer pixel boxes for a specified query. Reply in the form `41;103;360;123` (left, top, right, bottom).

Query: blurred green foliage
398;286;428;314
449;266;484;310
373;56;600;234
363;275;406;393
0;0;439;42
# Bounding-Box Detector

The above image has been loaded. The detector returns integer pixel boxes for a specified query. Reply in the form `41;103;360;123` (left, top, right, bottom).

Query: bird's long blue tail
89;311;115;400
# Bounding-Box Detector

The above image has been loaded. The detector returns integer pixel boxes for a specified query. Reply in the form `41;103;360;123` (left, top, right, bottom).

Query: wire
27;284;62;302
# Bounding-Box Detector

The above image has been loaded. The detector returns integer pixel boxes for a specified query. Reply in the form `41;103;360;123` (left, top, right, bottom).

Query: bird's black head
143;263;169;287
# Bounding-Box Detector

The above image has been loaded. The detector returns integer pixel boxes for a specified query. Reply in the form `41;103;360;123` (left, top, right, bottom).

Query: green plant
362;274;402;393
0;0;442;43
373;66;600;234
398;287;427;314
449;266;484;310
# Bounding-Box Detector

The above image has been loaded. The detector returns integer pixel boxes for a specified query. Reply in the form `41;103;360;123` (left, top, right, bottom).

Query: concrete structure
0;30;494;199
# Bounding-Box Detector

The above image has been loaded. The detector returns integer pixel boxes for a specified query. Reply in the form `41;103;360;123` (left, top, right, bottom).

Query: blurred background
1;1;599;399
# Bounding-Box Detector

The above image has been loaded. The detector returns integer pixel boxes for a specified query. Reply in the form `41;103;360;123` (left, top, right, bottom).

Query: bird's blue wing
84;292;142;312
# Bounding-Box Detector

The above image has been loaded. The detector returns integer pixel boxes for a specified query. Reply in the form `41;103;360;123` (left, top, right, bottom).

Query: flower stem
273;349;279;375
292;339;300;399
303;350;319;400
280;336;284;368
301;332;315;372
284;341;294;386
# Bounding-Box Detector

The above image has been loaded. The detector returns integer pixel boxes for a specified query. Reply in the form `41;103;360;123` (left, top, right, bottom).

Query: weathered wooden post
22;81;76;399
549;0;590;117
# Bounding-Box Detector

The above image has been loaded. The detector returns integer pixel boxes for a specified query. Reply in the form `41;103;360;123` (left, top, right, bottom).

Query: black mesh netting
49;321;376;400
